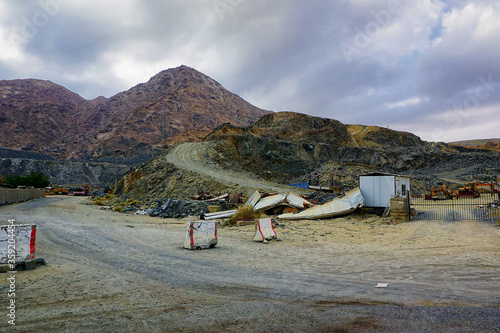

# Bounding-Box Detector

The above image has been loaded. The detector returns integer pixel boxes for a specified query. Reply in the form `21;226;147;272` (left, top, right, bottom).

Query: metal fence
410;193;500;221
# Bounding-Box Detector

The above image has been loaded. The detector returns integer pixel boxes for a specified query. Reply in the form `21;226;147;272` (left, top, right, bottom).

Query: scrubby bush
228;204;263;225
126;198;141;206
93;198;105;206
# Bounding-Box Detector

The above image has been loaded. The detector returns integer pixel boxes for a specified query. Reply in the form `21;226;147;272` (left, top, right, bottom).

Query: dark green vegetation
3;171;50;188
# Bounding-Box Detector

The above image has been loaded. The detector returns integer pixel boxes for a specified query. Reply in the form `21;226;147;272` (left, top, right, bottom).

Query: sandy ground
0;196;499;332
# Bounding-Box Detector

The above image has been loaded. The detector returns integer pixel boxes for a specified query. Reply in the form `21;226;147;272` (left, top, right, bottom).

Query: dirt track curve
165;142;300;193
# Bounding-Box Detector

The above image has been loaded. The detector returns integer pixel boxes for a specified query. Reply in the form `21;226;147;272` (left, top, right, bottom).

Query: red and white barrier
183;221;218;250
0;224;36;264
253;218;277;242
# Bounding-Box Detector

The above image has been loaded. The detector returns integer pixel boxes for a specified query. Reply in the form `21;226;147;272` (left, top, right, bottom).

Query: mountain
0;65;270;163
449;139;500;151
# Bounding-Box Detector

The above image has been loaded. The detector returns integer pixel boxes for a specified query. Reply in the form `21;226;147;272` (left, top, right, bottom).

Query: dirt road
165;142;300;193
1;197;499;332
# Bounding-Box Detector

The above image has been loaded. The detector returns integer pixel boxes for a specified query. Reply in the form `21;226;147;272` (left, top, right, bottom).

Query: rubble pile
147;198;233;218
305;192;338;205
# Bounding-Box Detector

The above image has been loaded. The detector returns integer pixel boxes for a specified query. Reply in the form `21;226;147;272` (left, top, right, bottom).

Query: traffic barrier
0;224;36;264
183;221;218;250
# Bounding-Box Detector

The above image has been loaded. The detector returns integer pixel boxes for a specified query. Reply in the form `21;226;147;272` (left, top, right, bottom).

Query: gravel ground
0;196;499;332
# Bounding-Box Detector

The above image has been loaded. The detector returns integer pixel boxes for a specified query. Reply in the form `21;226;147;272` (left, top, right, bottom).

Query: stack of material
389;197;410;221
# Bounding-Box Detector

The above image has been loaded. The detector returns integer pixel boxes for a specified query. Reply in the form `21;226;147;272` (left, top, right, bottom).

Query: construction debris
254;193;287;211
286;192;312;209
202;209;238;220
278;187;365;220
191;191;229;201
253;192;312;214
244;190;261;208
148;198;233;218
121;188;364;222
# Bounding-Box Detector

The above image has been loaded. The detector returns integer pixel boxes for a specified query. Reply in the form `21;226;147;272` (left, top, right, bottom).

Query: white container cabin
359;173;410;208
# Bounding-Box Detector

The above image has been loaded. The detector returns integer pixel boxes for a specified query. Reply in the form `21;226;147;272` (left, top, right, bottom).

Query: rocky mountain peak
0;66;271;163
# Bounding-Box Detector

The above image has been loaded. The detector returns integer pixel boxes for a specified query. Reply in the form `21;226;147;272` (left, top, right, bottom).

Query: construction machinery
45;186;68;195
458;183;479;198
475;182;499;194
457;182;499;198
68;185;92;196
424;185;457;200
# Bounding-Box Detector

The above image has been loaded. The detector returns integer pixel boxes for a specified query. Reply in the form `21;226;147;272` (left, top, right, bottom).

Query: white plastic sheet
278;187;365;220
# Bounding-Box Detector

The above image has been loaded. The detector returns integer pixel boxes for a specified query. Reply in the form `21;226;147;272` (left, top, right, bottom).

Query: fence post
406;190;410;221
452;197;455;221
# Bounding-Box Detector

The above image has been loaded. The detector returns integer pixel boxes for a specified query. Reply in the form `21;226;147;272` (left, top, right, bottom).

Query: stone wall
0;188;45;205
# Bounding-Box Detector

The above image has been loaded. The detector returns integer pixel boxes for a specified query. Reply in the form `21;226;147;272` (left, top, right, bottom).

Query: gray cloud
0;0;499;141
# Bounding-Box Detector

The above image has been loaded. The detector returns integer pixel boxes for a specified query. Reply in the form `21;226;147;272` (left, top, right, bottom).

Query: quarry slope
165;142;299;193
114;141;302;200
450;138;500;151
115;112;500;200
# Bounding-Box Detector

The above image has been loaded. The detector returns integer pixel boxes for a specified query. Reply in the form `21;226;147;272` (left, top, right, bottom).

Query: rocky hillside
204;112;437;182
0;65;270;163
450;139;500;151
346;124;425;148
0;157;129;187
0;79;87;157
114;111;500;201
205;113;499;189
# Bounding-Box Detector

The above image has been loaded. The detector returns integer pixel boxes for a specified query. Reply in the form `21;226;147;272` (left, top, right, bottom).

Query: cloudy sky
1;0;499;142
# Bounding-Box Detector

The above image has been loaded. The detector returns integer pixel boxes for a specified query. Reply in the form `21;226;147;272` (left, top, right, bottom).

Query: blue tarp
289;182;309;189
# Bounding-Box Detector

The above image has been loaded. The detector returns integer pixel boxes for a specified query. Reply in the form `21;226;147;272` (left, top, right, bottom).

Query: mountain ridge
449;139;500;151
0;65;271;163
